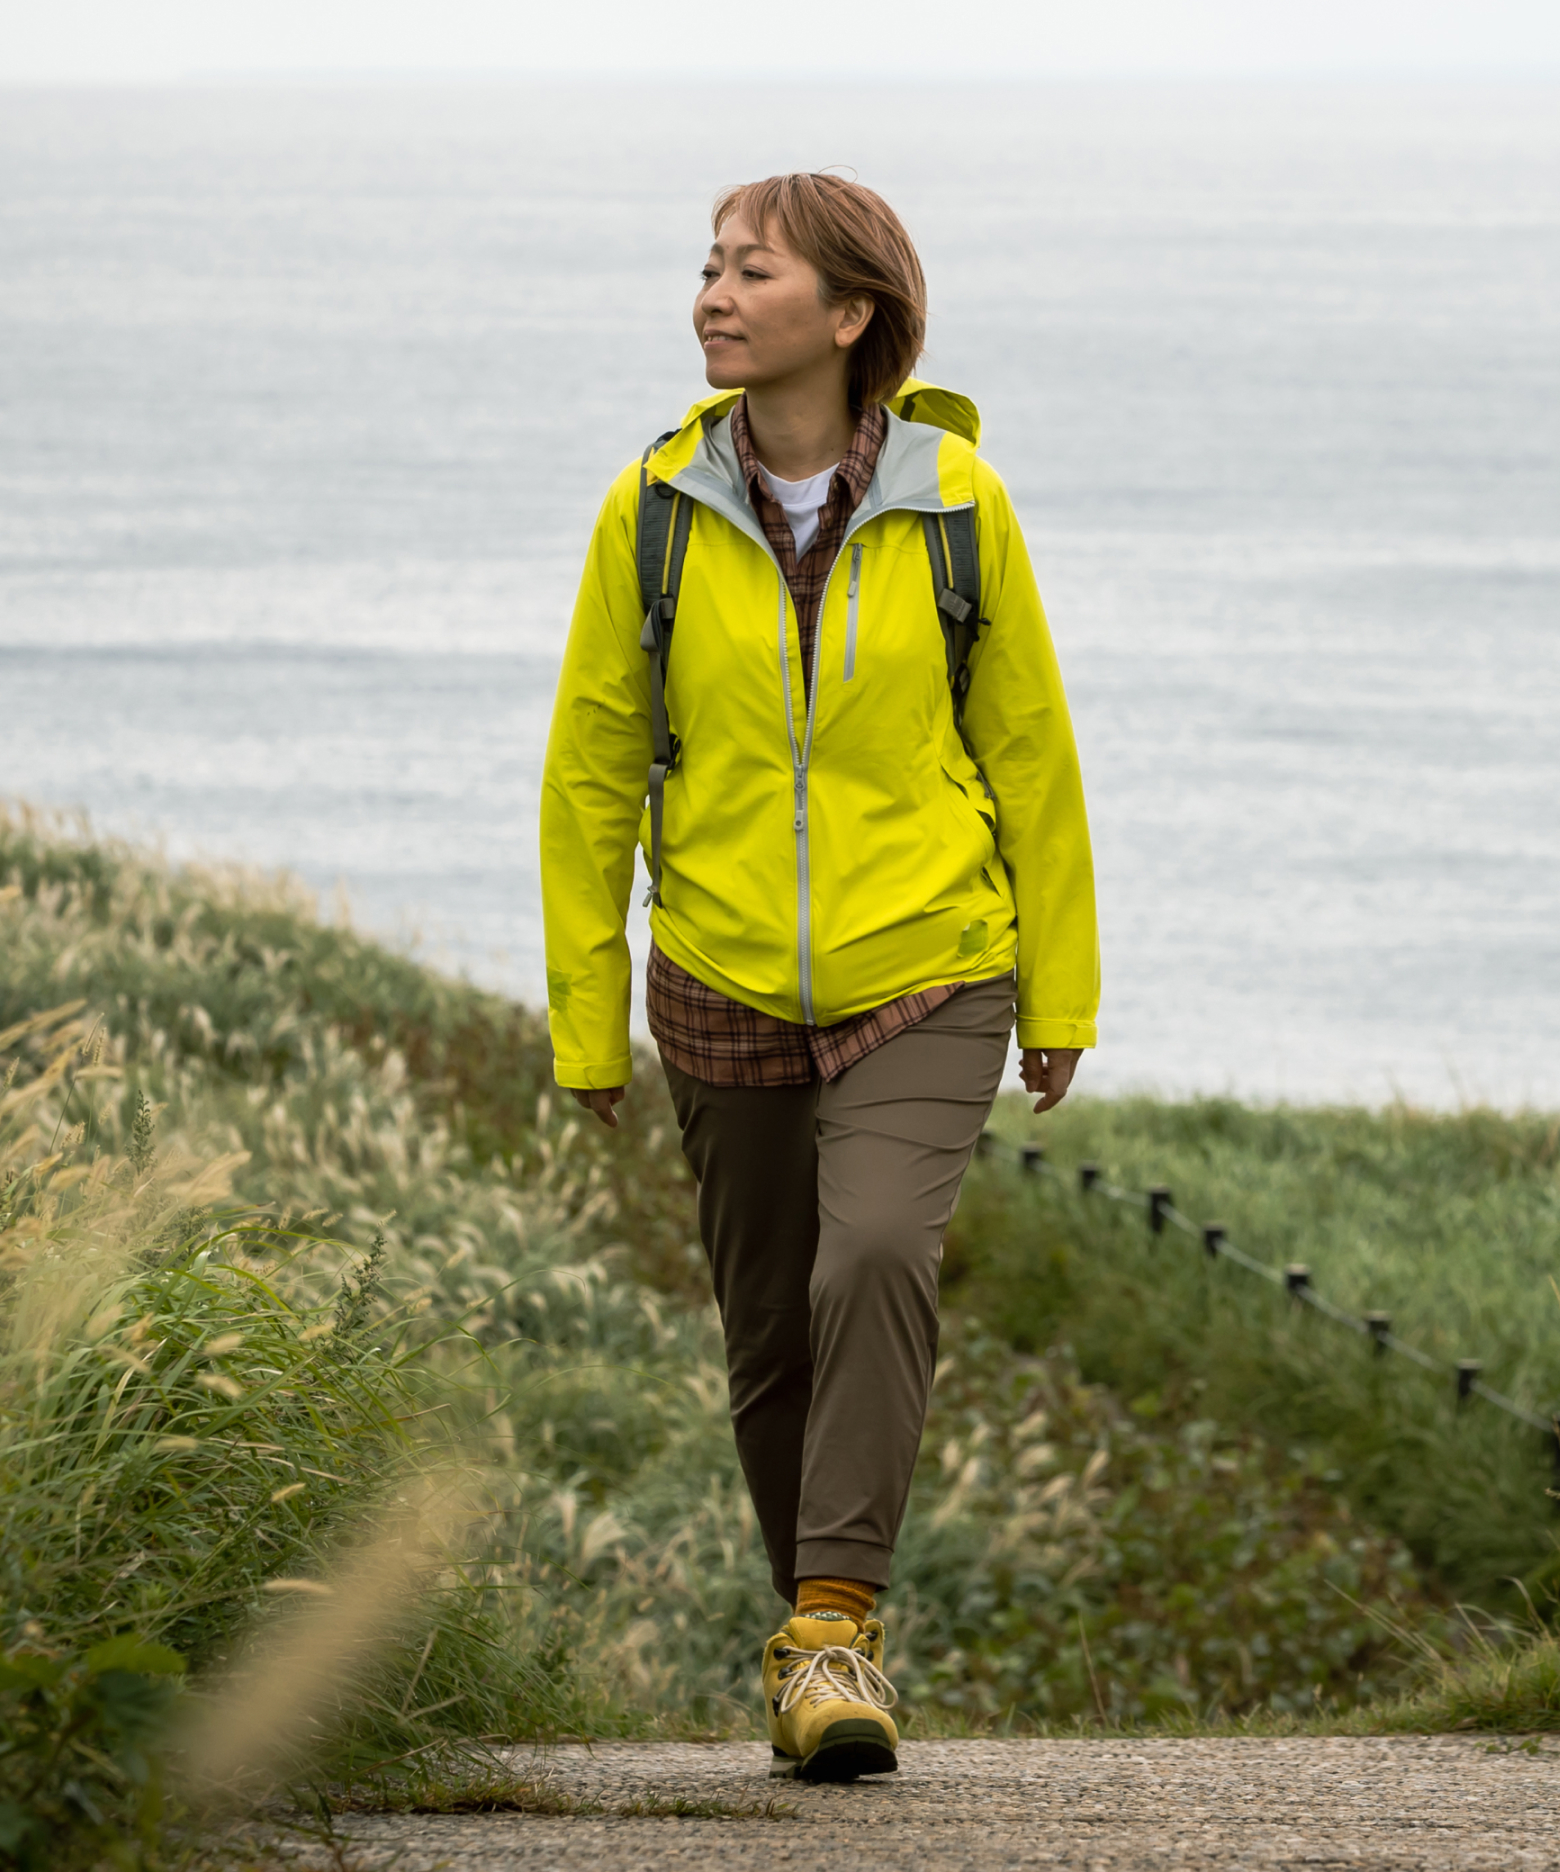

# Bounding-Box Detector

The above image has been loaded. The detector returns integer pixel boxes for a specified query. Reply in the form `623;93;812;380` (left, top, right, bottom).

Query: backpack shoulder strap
636;431;679;621
922;508;986;729
636;435;694;909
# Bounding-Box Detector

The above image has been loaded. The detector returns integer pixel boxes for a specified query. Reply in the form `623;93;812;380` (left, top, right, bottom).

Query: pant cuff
793;1539;894;1591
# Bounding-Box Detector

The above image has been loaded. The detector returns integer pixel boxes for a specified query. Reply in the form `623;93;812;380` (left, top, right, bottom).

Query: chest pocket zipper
843;544;863;682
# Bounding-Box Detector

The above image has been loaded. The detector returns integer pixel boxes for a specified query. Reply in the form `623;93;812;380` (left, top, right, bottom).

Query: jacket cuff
1016;1017;1097;1051
552;1055;634;1091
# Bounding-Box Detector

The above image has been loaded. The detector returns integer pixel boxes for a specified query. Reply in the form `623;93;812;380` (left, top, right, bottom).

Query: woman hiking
540;172;1099;1781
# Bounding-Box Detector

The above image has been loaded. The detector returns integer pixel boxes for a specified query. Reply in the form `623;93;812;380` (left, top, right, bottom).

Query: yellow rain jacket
540;381;1099;1090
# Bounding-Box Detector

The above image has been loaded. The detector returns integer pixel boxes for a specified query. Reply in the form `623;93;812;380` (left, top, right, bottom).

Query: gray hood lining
667;406;967;557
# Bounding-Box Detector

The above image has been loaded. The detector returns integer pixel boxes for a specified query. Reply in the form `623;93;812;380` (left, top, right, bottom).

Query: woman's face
694;212;872;392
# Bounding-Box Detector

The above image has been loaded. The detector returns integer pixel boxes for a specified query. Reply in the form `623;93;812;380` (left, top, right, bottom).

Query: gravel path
302;1736;1559;1870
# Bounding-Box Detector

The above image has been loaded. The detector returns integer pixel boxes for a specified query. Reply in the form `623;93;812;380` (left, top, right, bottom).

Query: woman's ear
834;295;876;350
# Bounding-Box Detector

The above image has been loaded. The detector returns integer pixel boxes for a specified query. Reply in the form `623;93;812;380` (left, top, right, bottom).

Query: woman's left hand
570;1085;625;1129
1021;1047;1082;1114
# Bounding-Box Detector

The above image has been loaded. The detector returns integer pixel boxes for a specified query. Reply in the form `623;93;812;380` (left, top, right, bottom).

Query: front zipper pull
794;774;806;831
847;545;862;599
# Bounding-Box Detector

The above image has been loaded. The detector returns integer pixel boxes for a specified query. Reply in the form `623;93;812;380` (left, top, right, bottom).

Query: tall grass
0;1003;578;1867
0;804;690;1287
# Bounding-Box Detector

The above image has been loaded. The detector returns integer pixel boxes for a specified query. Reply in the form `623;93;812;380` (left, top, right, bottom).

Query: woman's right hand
570;1086;626;1129
1020;1047;1082;1114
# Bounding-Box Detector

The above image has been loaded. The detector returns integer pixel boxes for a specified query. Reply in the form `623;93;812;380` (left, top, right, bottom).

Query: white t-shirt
763;462;839;560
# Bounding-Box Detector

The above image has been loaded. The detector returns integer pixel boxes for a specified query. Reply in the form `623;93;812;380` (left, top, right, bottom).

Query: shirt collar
730;397;888;517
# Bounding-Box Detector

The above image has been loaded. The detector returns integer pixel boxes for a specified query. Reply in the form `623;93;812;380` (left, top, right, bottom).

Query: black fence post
1021;1144;1044;1175
1079;1162;1100;1193
1285;1263;1311;1301
1147;1186;1171;1236
975;1131;995;1159
1365;1311;1391;1356
1202;1224;1225;1259
1457;1360;1482;1405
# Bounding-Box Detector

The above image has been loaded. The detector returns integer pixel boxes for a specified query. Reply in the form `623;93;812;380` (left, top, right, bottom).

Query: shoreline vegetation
1;803;1556;1866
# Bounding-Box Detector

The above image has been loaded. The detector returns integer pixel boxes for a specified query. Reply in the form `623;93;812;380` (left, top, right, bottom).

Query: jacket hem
651;918;1021;1031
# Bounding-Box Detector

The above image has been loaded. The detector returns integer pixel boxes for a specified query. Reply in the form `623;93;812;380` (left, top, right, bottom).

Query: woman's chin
702;351;747;390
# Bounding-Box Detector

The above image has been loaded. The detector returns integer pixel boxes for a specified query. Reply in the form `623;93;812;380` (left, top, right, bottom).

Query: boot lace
775;1643;898;1717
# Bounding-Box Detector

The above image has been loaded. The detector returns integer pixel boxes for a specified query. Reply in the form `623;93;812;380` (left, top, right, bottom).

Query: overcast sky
4;0;1558;84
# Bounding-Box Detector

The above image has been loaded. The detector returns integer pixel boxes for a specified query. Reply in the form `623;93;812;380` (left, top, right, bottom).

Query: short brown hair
711;173;927;409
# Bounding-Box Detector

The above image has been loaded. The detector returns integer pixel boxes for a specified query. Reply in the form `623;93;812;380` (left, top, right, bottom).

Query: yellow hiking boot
762;1611;898;1781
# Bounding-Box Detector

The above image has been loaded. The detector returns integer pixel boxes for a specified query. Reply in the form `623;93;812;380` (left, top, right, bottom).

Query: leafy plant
0;1635;185;1872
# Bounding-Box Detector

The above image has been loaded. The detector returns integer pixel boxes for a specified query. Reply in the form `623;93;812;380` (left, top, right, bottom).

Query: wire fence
974;1131;1560;1464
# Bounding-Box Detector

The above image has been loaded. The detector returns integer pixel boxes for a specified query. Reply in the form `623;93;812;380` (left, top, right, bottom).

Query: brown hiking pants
660;973;1015;1603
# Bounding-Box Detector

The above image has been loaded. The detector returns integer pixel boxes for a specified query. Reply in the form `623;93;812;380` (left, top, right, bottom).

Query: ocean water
1;80;1557;1107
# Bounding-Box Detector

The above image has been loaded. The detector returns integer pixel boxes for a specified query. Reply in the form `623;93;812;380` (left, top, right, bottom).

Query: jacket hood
647;378;979;480
645;378;982;551
882;379;981;446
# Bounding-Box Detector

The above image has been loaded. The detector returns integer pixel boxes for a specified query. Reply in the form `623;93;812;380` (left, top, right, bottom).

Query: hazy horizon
6;0;1558;85
4;67;1558;86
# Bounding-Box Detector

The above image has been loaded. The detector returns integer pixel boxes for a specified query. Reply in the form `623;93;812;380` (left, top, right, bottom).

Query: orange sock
795;1576;877;1625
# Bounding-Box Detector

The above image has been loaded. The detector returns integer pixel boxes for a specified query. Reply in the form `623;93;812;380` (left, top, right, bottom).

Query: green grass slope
958;1096;1560;1601
3;801;1558;1868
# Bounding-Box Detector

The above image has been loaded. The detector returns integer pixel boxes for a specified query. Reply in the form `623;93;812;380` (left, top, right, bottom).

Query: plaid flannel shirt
646;396;962;1087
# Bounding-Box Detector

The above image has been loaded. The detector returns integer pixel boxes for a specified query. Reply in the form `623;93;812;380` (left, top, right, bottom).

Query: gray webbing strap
922;511;985;730
636;433;678;619
636;441;693;908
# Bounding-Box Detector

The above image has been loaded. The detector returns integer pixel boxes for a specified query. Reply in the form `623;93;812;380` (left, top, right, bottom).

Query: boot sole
770;1719;899;1782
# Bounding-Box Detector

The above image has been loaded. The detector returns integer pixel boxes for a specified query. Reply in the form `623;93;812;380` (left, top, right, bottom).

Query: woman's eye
699;268;718;283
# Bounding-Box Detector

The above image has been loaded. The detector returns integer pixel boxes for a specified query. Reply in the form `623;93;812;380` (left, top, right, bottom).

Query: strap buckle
639;595;676;653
